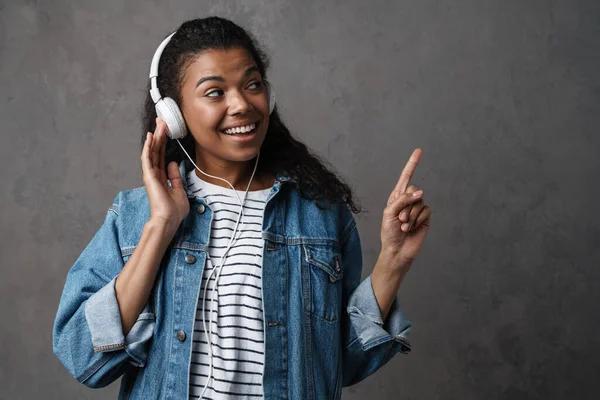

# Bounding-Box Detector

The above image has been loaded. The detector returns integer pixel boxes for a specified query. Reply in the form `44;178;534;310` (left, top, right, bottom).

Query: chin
232;147;262;162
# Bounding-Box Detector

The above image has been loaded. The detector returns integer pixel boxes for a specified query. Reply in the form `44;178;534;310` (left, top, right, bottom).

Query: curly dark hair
140;16;361;213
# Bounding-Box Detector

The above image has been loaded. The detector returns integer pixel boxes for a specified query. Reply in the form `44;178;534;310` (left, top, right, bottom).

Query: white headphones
149;31;276;140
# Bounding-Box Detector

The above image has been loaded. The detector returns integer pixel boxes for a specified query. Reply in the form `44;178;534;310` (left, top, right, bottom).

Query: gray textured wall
1;1;599;399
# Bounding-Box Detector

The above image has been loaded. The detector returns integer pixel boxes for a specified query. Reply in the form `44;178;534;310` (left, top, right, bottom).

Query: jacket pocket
302;244;343;322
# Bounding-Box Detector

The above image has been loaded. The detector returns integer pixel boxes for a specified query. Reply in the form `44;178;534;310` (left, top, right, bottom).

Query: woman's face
179;47;270;166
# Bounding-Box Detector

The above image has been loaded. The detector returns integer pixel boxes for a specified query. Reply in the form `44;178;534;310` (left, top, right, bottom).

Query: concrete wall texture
1;0;599;399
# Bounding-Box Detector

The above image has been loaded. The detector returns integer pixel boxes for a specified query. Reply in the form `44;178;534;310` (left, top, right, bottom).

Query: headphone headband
149;31;176;104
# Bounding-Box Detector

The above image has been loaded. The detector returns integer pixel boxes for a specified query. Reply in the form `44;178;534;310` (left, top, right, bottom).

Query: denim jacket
53;159;412;399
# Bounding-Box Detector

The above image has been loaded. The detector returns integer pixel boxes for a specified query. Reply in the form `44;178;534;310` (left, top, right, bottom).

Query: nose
227;90;251;115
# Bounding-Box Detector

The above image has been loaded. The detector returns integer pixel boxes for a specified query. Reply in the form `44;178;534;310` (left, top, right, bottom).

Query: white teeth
223;123;256;135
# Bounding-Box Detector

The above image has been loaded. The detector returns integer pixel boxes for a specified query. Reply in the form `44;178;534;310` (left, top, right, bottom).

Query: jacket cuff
346;274;412;353
84;276;155;366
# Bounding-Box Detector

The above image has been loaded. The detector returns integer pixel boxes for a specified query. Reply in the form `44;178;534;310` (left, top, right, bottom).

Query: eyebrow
195;66;260;88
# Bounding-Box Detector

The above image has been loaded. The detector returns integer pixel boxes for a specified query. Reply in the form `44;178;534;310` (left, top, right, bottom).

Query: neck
192;152;272;191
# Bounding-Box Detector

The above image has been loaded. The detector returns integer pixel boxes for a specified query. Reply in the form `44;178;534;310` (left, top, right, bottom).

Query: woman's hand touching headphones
141;117;190;234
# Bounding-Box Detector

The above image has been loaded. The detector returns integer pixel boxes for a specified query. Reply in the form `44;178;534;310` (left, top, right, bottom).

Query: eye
247;81;263;90
206;89;224;98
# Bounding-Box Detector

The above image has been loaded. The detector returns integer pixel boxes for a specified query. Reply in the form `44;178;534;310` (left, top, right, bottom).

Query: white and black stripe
186;170;271;399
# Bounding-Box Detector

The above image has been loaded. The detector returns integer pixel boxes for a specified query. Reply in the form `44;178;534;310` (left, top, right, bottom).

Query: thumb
385;191;423;218
167;161;184;190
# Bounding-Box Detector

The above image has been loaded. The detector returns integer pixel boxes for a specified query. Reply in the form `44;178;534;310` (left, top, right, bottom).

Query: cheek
184;103;223;131
256;93;271;116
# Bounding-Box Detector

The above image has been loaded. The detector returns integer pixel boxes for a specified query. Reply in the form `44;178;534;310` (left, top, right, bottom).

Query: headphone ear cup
265;81;276;115
156;97;186;139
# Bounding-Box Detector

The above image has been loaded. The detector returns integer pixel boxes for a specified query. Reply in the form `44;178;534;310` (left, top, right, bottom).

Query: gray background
1;0;599;399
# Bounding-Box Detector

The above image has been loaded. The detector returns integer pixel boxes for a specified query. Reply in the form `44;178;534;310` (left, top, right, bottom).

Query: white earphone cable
175;139;259;399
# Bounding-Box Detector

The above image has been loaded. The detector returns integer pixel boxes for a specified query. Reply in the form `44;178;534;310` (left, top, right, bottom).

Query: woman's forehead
183;48;258;82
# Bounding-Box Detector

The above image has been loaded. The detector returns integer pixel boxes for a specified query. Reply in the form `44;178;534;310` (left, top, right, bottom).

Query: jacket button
185;254;196;264
197;204;206;214
177;330;186;342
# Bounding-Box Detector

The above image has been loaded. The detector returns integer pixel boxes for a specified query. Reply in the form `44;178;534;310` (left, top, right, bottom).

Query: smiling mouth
220;121;260;135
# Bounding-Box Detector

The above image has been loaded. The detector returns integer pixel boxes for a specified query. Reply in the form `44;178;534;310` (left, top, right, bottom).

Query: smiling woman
140;18;363;203
52;16;419;400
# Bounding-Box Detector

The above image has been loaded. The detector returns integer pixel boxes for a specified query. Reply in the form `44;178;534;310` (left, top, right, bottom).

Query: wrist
371;253;410;322
378;247;414;273
146;218;179;242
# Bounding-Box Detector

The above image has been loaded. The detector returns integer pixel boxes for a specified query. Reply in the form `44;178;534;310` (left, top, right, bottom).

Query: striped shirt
186;169;272;400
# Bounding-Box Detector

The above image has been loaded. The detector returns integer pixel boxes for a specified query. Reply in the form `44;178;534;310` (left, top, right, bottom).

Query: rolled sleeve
339;205;413;386
347;274;411;354
53;192;156;387
85;276;155;366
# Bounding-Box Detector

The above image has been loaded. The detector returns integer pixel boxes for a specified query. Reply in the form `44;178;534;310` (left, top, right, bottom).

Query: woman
53;16;431;399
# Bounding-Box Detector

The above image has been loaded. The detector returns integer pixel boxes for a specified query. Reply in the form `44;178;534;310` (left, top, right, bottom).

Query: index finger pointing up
393;148;423;194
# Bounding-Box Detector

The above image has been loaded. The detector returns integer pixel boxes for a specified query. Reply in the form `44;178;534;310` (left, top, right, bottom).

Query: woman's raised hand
381;148;431;267
141;117;190;234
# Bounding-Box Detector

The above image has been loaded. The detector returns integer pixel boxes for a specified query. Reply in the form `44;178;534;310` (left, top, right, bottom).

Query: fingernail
400;211;407;221
402;223;410;231
413;190;423;197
